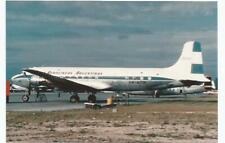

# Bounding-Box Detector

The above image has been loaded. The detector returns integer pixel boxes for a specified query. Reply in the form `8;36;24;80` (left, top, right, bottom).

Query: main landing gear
69;93;96;103
88;94;96;103
70;93;80;103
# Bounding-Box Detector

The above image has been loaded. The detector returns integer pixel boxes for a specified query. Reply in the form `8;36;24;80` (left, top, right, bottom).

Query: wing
24;69;111;92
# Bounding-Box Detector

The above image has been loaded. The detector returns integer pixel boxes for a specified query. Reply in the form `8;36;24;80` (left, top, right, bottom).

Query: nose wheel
22;95;29;102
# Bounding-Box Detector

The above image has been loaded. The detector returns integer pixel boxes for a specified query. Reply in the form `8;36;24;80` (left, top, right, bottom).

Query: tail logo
193;42;202;52
191;64;204;74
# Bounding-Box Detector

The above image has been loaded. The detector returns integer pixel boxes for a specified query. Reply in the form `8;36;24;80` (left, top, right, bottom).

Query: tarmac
6;92;211;112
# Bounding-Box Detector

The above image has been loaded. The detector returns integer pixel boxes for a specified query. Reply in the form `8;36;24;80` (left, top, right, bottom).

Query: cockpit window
12;74;32;79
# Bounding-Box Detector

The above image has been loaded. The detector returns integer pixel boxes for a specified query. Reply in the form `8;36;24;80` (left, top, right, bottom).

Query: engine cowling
30;76;50;86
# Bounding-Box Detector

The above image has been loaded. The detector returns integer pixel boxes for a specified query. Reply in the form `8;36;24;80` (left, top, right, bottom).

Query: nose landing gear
22;95;29;102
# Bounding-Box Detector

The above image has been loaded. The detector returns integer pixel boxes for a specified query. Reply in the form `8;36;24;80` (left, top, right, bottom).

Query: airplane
11;41;209;103
10;74;214;102
10;73;213;102
123;77;216;98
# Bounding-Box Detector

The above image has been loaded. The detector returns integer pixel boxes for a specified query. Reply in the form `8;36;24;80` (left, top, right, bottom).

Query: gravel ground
7;95;217;143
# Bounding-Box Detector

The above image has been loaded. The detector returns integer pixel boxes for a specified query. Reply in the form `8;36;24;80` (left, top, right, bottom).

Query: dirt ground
7;96;217;143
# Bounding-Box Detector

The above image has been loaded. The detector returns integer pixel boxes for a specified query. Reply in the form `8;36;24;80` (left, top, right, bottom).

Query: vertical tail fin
167;41;209;82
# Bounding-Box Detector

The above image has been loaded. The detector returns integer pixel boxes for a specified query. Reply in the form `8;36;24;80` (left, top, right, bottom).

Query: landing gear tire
70;95;80;103
22;95;29;102
88;94;96;103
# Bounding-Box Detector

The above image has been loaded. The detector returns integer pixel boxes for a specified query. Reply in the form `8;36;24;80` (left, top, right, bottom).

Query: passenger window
143;77;148;80
134;77;140;80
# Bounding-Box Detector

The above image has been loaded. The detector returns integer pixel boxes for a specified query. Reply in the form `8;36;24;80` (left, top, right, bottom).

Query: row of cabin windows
63;76;150;80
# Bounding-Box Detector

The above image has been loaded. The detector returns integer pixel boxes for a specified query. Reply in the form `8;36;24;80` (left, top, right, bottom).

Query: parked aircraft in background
11;41;209;103
124;77;216;97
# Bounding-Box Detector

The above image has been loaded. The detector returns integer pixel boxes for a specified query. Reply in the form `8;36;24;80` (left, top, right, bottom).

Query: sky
6;1;217;79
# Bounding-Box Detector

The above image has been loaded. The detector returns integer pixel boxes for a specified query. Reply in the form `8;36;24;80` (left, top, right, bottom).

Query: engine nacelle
30;76;50;86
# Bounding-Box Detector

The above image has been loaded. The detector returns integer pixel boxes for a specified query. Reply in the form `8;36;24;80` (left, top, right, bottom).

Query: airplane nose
11;75;17;81
10;75;18;84
10;73;30;88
